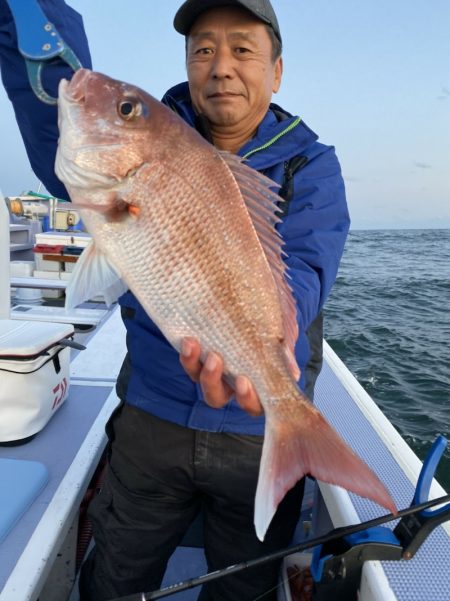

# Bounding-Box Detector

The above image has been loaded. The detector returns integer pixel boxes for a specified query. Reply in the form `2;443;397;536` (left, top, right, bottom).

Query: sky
0;0;449;229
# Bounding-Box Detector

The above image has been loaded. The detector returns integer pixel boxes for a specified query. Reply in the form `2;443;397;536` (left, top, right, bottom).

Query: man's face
186;7;282;133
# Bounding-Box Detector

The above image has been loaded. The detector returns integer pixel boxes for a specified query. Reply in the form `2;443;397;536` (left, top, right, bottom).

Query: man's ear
273;57;283;93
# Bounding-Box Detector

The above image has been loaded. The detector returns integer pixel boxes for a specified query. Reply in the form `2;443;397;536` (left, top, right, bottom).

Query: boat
0;191;449;601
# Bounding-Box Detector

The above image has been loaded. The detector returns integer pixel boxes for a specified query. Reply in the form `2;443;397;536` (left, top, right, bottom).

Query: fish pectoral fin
254;401;397;541
65;240;127;309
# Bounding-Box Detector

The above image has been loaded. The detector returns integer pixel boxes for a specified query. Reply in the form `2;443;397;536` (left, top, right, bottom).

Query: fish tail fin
254;400;396;541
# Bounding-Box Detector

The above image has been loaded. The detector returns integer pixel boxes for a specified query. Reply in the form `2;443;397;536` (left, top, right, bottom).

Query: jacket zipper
242;116;302;160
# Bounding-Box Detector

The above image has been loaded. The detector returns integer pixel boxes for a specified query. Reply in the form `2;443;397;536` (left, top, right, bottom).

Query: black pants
304;311;323;401
79;405;305;601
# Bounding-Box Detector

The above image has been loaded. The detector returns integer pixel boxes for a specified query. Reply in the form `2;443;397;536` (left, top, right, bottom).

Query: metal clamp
6;0;82;104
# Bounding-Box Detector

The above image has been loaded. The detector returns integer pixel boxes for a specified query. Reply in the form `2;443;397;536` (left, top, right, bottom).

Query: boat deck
0;309;448;600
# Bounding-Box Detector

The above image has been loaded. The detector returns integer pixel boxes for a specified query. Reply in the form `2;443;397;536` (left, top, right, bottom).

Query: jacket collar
161;82;318;169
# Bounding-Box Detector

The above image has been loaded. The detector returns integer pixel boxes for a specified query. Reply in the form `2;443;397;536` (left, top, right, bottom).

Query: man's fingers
180;339;264;416
199;352;232;408
235;375;264;416
180;337;202;381
180;340;231;407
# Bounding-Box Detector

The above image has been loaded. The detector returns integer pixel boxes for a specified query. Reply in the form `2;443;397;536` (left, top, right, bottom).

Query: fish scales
102;153;284;376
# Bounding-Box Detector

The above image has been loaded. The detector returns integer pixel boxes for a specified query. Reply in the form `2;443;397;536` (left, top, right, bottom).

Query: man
0;1;349;599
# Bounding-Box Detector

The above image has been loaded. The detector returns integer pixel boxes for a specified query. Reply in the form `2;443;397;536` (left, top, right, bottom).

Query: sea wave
324;229;450;490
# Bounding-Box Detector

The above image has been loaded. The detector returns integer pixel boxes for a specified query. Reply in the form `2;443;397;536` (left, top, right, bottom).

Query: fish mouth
59;68;92;103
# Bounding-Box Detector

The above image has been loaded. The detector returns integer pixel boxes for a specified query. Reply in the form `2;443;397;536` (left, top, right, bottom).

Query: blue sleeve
0;0;92;198
278;144;350;333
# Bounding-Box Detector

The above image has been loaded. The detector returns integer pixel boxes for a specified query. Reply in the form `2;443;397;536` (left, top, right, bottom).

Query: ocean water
323;229;450;492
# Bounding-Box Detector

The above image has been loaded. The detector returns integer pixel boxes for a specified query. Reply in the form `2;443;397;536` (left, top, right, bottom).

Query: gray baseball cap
173;0;282;44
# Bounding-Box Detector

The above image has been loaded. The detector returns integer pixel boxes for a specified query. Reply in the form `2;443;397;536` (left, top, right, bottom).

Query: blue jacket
0;0;350;435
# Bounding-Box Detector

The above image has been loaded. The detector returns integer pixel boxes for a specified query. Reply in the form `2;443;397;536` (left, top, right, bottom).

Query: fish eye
117;98;141;120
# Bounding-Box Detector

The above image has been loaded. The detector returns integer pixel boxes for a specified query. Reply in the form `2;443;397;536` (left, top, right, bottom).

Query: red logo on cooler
52;377;68;409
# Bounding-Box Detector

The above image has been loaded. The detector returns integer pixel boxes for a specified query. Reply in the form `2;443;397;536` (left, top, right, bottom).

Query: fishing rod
112;492;450;600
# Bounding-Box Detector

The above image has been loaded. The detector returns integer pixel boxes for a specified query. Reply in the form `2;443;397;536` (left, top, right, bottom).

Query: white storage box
63;257;78;273
10;261;35;277
35;231;91;248
0;319;74;443
34;252;62;273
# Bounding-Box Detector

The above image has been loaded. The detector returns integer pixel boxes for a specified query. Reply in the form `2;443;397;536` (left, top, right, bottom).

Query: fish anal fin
65;240;126;309
220;151;299;362
254;402;397;541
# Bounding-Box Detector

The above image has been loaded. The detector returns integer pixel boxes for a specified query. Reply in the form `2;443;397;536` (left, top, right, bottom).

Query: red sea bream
55;69;396;541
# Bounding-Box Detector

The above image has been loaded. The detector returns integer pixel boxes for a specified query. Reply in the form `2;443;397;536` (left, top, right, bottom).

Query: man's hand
180;338;264;416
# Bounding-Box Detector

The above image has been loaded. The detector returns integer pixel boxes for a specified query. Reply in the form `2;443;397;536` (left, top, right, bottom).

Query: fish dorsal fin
220;151;299;376
65;240;127;309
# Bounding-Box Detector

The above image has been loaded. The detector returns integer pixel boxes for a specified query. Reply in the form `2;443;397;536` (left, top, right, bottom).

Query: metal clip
24;45;82;105
6;0;82;104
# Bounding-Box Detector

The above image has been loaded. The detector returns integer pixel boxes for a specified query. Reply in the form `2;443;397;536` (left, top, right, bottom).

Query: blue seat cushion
0;458;48;543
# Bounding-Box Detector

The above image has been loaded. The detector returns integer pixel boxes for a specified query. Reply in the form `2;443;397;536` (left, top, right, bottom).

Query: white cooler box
0;320;74;443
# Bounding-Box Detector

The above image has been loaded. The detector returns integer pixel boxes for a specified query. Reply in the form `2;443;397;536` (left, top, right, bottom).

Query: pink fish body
56;69;396;541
